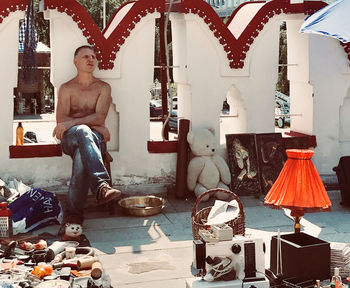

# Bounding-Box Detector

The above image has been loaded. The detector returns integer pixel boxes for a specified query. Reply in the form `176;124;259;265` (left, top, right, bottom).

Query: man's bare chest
70;88;101;115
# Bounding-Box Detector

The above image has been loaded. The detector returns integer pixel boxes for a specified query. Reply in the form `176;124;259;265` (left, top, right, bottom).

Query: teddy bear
187;128;231;201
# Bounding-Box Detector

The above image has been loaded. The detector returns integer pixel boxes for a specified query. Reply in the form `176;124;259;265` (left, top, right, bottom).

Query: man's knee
74;124;93;137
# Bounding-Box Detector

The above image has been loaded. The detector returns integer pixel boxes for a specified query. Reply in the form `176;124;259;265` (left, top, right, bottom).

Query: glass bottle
314;280;321;288
331;267;342;288
16;122;24;145
0;202;12;238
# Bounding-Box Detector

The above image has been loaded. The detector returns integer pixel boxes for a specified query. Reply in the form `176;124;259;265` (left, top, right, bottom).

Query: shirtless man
53;45;121;228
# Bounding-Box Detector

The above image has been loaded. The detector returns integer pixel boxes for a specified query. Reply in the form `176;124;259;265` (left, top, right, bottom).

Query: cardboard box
270;232;330;281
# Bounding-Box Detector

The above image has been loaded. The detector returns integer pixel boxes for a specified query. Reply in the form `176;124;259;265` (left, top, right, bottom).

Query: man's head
74;45;94;58
74;45;97;73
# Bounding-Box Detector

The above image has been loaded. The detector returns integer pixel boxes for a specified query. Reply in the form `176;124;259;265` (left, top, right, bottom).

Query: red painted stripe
9;144;62;158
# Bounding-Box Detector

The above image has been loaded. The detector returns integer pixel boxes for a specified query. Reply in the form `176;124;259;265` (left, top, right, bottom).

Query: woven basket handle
191;188;244;219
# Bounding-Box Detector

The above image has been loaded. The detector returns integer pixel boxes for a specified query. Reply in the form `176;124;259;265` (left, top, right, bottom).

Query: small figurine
19;239;47;251
35;239;47;250
20;241;34;251
62;222;83;241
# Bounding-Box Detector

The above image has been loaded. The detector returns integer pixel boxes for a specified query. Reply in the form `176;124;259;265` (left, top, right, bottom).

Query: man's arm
53;82;112;140
91;125;111;142
52;84;71;140
55;84;71;123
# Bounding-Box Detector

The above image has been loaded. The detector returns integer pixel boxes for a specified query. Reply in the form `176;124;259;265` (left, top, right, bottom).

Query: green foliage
34;0;130;47
77;0;130;30
154;18;173;81
276;22;289;96
35;12;49;46
42;69;54;111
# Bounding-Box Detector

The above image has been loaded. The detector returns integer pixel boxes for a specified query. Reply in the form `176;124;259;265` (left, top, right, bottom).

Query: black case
270;232;330;281
333;156;350;206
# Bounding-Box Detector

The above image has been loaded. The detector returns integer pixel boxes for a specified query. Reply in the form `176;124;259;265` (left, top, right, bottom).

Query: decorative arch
181;0;328;68
44;0;165;70
223;84;247;135
1;0;349;70
0;1;27;22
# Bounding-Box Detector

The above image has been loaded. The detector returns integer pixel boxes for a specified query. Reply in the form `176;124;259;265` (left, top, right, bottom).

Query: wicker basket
191;188;246;240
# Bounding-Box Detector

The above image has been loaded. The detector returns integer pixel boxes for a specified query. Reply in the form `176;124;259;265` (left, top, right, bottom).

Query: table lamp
264;149;331;233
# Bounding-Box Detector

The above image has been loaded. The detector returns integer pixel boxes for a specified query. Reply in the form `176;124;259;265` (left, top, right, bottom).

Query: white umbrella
300;0;350;43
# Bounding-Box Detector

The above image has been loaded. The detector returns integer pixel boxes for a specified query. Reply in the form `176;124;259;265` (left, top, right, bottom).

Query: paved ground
30;186;349;288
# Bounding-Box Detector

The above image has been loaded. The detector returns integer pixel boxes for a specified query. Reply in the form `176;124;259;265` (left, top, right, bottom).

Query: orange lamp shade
264;149;331;212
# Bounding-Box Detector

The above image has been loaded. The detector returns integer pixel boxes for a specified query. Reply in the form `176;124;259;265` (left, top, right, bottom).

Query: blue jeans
61;125;110;221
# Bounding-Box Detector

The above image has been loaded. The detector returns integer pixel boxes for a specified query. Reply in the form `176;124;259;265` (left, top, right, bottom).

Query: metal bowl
118;195;166;216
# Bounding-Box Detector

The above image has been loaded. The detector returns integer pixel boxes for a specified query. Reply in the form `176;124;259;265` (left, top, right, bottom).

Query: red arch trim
181;0;328;68
44;0;165;70
0;0;27;23
102;1;136;35
2;0;348;70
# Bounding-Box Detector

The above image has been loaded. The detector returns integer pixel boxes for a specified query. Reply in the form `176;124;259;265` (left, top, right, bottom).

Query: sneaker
97;184;121;205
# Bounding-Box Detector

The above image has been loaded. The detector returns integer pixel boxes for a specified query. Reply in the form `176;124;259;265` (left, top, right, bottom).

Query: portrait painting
225;133;261;196
256;133;287;195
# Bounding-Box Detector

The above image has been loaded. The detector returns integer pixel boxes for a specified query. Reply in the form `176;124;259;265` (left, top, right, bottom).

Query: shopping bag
8;188;63;234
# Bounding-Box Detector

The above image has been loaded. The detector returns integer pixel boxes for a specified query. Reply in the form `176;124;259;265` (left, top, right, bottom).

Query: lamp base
291;210;304;233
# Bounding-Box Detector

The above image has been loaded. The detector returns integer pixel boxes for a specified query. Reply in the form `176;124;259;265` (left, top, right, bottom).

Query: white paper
206;200;239;225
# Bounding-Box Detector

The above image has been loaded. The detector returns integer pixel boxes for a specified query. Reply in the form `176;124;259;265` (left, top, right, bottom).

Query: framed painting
225;133;261;196
256;133;287;195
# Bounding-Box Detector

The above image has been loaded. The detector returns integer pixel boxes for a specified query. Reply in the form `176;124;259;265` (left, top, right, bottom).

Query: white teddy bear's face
187;129;218;156
65;223;83;237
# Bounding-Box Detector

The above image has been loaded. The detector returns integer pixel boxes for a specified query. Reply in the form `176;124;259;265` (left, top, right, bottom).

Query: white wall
309;35;350;173
285;15;350;174
171;12;280;142
0;11;24;159
340;93;350;142
287;19;313;135
224;85;247;135
0;11;67;184
340;91;350;157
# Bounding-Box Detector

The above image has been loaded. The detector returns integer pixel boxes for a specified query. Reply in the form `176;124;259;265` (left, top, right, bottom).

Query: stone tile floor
32;188;349;288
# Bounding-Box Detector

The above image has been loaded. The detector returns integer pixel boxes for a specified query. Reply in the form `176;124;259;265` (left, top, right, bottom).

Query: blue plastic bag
8;188;63;234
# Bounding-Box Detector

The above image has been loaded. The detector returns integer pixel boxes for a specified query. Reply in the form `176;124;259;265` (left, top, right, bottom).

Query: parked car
275;91;290;128
172;97;178;109
167;97;178;110
24;131;38;143
275;102;290;128
150;100;162;119
168;110;178;133
222;99;229;111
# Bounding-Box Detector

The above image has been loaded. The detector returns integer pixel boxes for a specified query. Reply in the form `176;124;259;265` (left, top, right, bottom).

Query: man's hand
52;122;70;140
91;125;111;142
